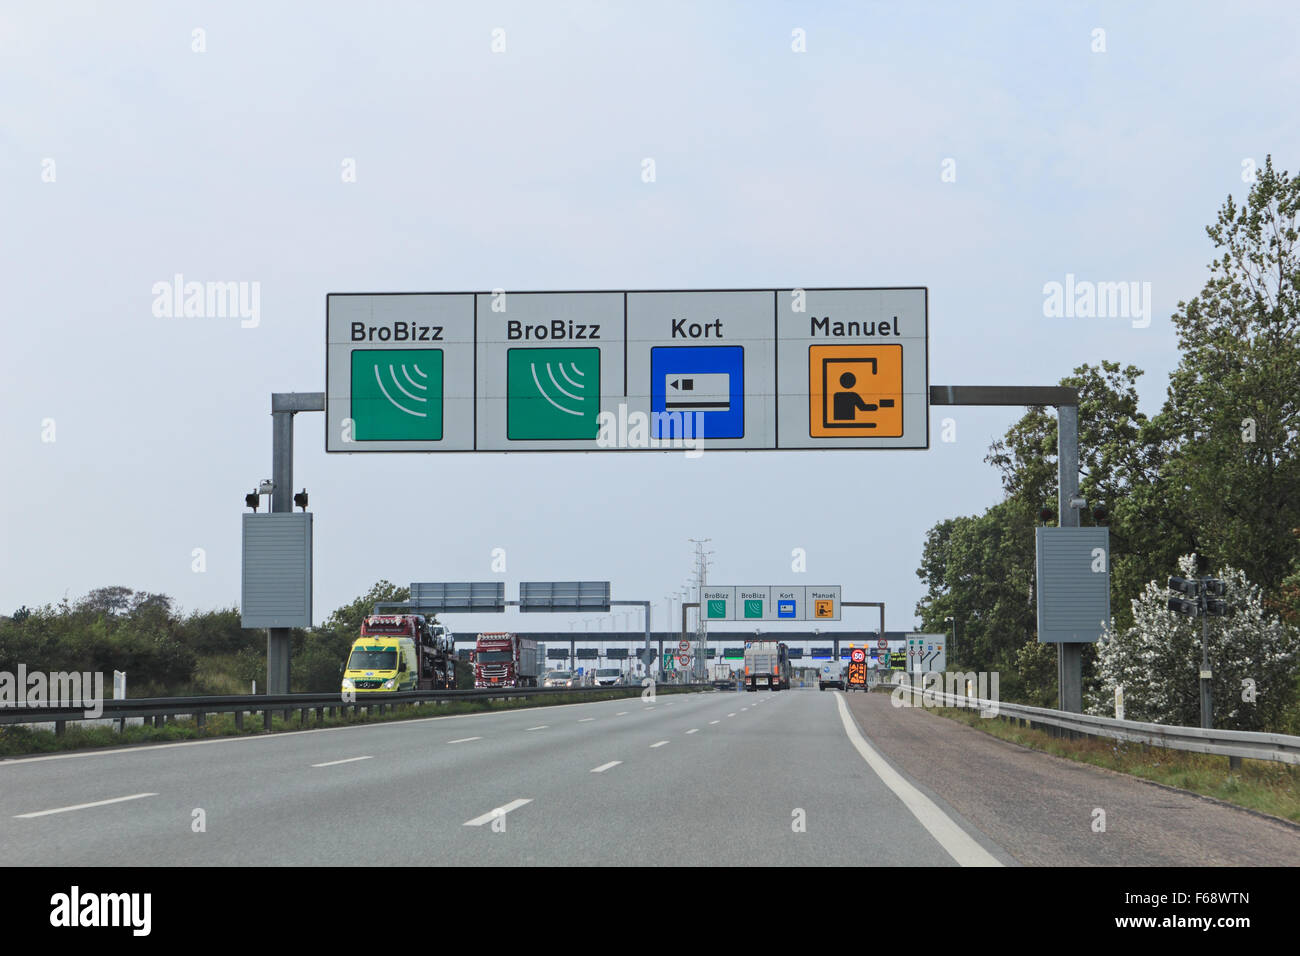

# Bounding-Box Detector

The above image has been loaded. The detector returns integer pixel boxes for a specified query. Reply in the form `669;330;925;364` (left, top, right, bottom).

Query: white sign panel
327;289;927;452
326;294;475;452
906;634;948;674
702;585;839;621
777;288;929;449
702;587;735;622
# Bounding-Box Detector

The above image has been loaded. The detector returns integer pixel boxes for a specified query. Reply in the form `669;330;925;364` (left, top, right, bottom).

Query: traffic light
244;492;259;511
293;489;309;511
1038;507;1055;523
1167;577;1228;617
1091;504;1108;524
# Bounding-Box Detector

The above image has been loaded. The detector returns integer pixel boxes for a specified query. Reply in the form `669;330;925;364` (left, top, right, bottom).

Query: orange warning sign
808;344;903;437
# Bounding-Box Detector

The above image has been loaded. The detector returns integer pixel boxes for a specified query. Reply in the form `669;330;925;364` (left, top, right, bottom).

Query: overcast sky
3;2;1296;640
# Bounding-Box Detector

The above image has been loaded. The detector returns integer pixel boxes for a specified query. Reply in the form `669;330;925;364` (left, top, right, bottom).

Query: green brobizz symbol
744;600;763;618
507;347;600;440
351;350;443;441
707;600;727;619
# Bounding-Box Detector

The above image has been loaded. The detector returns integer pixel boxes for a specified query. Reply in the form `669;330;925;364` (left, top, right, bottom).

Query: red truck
473;632;541;688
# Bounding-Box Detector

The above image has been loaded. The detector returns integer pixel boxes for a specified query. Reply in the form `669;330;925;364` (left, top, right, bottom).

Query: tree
915;498;1038;673
77;586;134;617
1090;554;1300;732
1162;156;1300;589
320;580;410;640
1014;639;1058;707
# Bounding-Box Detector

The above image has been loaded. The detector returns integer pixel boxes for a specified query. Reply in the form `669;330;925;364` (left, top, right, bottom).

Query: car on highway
543;670;579;688
591;667;624;687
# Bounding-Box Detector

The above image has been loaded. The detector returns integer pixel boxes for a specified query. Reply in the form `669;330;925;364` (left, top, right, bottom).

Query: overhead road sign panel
326;294;475;452
701;585;839;620
410;581;506;613
777;288;928;449
327;289;927;452
630;290;774;449
519;580;612;612
702;587;735;620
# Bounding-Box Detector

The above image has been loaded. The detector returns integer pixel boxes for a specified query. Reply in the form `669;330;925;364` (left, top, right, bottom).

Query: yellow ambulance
341;634;419;693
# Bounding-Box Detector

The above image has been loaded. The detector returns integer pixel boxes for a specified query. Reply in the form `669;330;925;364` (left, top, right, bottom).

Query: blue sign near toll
650;346;744;439
777;600;797;618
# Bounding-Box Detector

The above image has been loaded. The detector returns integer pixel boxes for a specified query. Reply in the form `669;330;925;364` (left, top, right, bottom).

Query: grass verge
0;686;700;759
925;704;1300;824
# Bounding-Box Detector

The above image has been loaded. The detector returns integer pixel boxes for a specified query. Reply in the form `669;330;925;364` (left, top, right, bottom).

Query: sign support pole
930;385;1083;713
266;392;324;695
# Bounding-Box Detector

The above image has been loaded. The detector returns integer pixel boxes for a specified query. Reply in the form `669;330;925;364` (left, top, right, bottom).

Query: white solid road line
650;740;669;748
834;693;1002;867
311;755;373;768
526;725;548;731
685;728;699;734
578;717;595;722
464;798;533;827
16;793;158;818
590;761;622;773
447;736;482;744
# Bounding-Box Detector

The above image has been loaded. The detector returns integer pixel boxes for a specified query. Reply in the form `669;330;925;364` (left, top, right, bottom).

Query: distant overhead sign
701;586;840;621
519;580;612;613
409;581;506;613
326;289;928;452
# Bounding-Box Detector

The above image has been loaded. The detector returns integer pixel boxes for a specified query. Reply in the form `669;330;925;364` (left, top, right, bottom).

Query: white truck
819;660;845;691
743;640;790;692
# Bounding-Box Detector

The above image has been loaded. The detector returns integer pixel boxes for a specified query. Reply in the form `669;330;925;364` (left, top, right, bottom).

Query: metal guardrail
886;680;1300;765
0;683;713;735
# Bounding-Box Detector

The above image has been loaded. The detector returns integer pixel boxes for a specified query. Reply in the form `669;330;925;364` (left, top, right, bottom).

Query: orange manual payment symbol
814;599;834;618
809;344;903;437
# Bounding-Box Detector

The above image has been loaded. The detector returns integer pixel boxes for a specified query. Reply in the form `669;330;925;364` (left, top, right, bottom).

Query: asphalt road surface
1;687;1294;866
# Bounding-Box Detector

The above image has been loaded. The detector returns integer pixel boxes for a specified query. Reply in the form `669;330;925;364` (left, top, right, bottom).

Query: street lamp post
944;615;957;660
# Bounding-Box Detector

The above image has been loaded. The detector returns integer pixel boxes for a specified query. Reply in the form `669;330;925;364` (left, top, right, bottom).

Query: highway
1;688;1295;866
